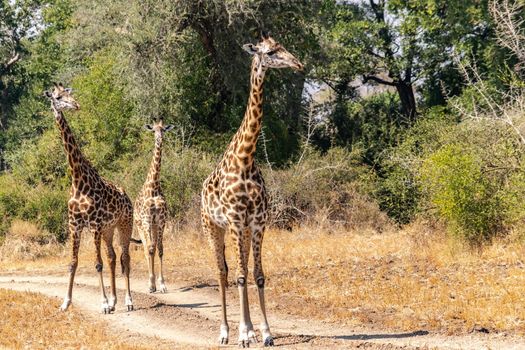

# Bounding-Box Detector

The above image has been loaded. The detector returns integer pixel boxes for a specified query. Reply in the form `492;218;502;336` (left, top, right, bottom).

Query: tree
325;0;493;122
0;0;45;128
65;0;323;163
0;0;73;170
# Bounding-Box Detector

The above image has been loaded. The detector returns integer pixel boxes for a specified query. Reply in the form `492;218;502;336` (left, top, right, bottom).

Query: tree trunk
395;81;417;122
193;20;231;132
0;82;8;171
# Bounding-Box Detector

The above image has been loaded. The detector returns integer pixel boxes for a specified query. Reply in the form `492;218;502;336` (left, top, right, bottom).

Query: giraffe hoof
238;340;249;348
247;330;258;344
149;287;156;293
219;337;228;345
59;299;71;312
263;336;274;347
159;284;167;293
127;305;134;311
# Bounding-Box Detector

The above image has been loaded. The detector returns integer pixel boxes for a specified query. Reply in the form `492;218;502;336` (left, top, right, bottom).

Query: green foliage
0;174;67;241
325;92;405;164
420;145;505;243
71;48;139;170
3;0;525;248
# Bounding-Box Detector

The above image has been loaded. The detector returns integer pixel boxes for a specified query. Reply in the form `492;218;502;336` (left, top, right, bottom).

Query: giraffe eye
267;50;277;56
56;96;63;100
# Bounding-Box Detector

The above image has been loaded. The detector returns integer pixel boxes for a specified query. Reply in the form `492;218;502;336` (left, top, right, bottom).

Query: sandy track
0;273;523;349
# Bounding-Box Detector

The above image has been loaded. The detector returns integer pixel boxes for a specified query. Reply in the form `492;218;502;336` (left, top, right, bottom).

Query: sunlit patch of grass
0;289;156;349
0;220;64;265
4;222;525;335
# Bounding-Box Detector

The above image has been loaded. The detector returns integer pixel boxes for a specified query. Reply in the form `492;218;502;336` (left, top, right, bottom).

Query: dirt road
0;273;523;349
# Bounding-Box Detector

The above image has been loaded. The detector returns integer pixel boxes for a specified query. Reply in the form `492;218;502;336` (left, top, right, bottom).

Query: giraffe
44;82;135;314
201;32;303;347
133;119;174;293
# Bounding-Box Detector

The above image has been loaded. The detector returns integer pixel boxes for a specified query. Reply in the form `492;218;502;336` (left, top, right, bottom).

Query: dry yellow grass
161;223;525;335
0;220;61;262
3;221;525;336
0;288;158;349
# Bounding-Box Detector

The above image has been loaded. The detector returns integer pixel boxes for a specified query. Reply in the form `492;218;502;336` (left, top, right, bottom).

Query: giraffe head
144;120;175;140
44;82;80;112
242;31;304;72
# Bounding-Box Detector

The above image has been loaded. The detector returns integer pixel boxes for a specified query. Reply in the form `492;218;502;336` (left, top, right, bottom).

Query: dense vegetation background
1;0;525;246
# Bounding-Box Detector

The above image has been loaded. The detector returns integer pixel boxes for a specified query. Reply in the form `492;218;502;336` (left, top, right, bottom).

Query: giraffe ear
163;125;175;132
64;88;72;93
43;90;52;98
261;30;270;40
243;43;259;55
144;124;154;132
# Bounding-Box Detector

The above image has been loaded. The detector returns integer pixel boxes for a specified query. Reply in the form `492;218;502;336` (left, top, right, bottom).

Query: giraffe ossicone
201;33;304;347
45;82;135;314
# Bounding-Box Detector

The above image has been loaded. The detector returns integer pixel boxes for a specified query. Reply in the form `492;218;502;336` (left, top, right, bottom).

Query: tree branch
4;52;20;70
363;74;398;87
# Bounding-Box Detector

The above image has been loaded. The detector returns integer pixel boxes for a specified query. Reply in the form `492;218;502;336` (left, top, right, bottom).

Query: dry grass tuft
0;220;62;262
0;289;154;349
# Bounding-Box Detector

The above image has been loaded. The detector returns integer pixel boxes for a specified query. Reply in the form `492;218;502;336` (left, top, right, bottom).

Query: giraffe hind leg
118;218;134;311
252;227;273;346
156;219;167;293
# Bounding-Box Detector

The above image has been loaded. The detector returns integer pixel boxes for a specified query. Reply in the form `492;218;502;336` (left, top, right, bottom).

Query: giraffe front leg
232;225;251;348
252;228;273;346
61;217;82;311
104;230;117;312
242;229;257;344
156;224;167;293
148;241;157;293
143;220;157;293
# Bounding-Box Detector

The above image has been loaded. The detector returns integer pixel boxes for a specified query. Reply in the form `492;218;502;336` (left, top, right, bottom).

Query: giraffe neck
52;106;91;184
144;135;163;192
227;55;266;167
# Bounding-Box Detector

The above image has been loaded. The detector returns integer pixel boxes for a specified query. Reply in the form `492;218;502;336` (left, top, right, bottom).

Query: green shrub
420;145;505;243
0;174;67;242
375;164;420;225
21;186;68;242
374;106;456;224
0;175;27;237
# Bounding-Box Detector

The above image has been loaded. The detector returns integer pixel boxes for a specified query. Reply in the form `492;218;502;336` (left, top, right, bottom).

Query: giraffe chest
133;196;166;222
202;166;268;228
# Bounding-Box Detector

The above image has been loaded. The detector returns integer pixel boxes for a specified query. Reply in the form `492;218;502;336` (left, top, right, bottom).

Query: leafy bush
0;174;67;242
374;107;456;224
420;145;506;243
